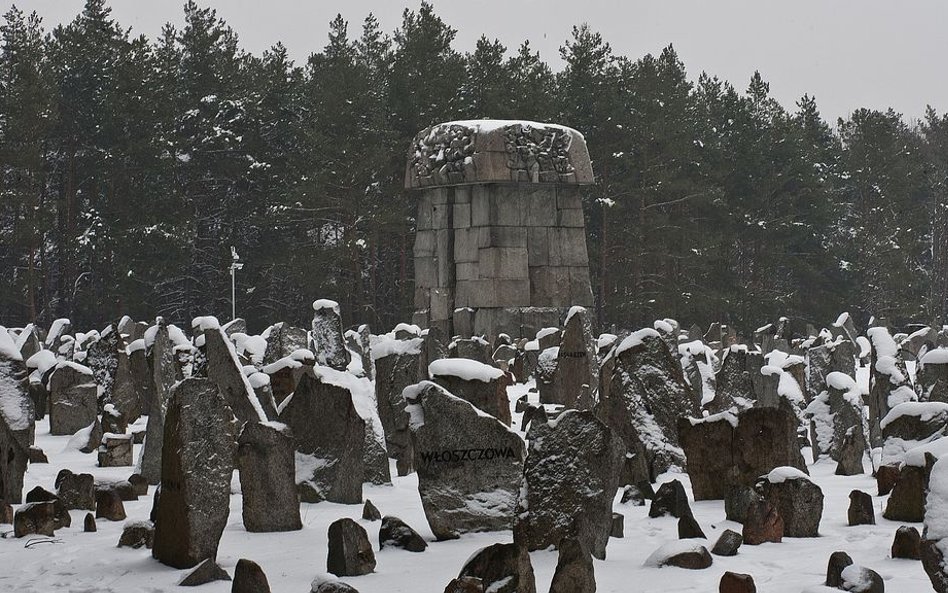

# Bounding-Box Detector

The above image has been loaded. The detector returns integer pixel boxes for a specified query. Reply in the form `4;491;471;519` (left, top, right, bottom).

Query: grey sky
25;0;948;123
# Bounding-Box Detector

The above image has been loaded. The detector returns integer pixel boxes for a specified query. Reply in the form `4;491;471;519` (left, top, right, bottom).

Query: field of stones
1;306;947;593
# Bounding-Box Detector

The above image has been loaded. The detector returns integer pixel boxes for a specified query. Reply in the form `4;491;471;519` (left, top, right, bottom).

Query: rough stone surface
362;499;381;521
0;412;28;504
650;543;713;569
678;514;707;539
543;307;598;410
876;465;900;496
711;529;743;556
430;360;511;425
179;558;231;586
111;347;140;424
599;330;695;479
13;501;58;537
233;558;271;593
407;381;525;540
48;362;97;436
725;486;763;524
152;378;238;569
548;536;596;593
519;409;623;560
327;518;376;577
140;320;178;485
883;464;927;522
98;434;134;467
311;302;351;371
709;346;758;412
55;469;95;510
458;540;537;593
379;515;428;552
649;479;694;519
204;327;271;423
95;488;126;520
892;526;921;559
118;521;154;548
742;499;784;545
443;577;484;593
84;512;96;532
237;421;301;532
848;489;875;526
678;407;807;501
756;473;823;537
280;370;365;504
610;513;624;538
826;551;853;587
720;572;757;593
374;348;421;476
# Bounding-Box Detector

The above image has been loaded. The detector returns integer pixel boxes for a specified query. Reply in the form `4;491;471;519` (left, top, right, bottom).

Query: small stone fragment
179;558;231;587
84;512;96;532
362;499;381;521
233;558;271;593
118;521;155;549
711;529;743;556
891;526;921;559
96;487;127;521
327;518;376;577
549;536;596;593
826;551;853;588
379;515;427;552
848;490;875;526
719;571;756;593
610;513;624;538
742;499;783;545
678;515;706;539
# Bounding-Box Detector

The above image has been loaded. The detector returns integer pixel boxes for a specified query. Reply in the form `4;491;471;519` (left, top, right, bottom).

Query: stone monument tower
407;120;595;339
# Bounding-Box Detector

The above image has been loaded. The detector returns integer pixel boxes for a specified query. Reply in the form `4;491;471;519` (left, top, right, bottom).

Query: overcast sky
24;0;948;123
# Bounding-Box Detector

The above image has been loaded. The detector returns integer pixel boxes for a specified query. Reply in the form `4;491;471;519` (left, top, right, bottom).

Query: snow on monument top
428;358;504;383
405;119;594;188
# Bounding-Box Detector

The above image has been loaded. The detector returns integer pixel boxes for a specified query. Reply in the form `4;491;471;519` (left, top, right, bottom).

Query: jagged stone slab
518;409;623;560
678;407;808;501
152;378;237;569
139;319;178;484
280;369;365;504
48;361;97;436
237;421;301;532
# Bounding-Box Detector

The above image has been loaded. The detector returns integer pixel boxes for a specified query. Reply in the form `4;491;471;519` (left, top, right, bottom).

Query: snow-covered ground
0;381;934;592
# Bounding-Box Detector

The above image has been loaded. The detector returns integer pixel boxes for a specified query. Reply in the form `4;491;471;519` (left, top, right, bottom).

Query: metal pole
231;265;236;321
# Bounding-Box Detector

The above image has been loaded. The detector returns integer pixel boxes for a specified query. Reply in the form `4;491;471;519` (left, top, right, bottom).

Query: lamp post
230;246;243;321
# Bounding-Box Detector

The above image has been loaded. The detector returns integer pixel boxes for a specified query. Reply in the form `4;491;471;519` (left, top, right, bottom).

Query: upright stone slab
406;381;525;540
373;334;423;475
918;348;948;403
708;346;757;413
806;372;867;471
0;412;28;504
311;300;350;371
429;358;511;425
518;409;624;560
236;421;301;532
111;344;140;424
598;329;696;477
262;322;309;365
544;306;598;410
152;378;237;569
866;327;912;447
203;322;270;424
140;320;177;484
128;340;153;418
280;369;365;504
0;348;33;447
408;120;595;339
48;362;97;436
678;407;808;501
85;324;119;406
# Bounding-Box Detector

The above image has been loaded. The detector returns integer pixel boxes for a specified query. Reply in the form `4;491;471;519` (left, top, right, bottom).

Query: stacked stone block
409;120;595;339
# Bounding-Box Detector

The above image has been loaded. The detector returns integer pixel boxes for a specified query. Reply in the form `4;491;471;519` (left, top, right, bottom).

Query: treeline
1;0;946;334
